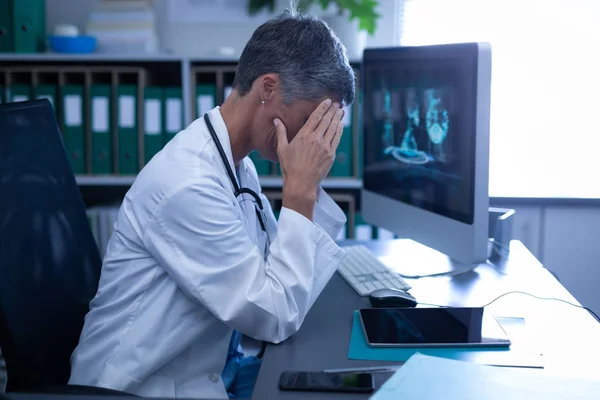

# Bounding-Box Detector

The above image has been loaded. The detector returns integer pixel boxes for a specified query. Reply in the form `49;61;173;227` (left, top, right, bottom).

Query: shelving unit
0;53;372;242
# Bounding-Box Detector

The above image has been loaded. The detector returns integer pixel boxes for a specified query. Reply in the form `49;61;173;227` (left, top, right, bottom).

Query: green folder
10;0;46;53
9;84;31;103
61;84;85;174
348;311;543;368
330;105;353;177
90;84;112;174
354;212;376;240
196;84;216;119
163;87;183;144
143;87;164;165
357;88;364;178
0;0;12;52
34;84;56;112
249;151;270;176
117;85;138;175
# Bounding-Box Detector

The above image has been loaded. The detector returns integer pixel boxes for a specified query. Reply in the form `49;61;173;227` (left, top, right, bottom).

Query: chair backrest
0;100;103;391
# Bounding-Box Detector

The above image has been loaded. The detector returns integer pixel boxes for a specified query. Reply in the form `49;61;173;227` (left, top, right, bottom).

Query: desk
252;240;600;399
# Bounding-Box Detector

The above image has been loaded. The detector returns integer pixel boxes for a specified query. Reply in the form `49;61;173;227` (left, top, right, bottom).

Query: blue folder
348;310;544;368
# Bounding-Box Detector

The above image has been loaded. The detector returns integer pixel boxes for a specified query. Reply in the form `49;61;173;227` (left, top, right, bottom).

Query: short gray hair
233;9;355;106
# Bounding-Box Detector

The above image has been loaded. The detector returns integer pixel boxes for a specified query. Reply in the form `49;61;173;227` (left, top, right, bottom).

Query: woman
68;8;356;399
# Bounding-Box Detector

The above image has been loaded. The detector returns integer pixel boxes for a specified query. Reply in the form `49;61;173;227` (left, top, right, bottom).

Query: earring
261;100;265;104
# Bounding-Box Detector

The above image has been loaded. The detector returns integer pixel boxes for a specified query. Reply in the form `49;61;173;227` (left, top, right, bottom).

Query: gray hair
233;8;355;106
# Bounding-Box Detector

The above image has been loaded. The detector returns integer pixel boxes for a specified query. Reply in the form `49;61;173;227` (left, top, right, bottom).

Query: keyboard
338;245;412;296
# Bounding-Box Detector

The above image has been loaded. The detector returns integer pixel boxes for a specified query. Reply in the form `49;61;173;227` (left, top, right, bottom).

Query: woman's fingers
324;108;344;146
304;98;333;132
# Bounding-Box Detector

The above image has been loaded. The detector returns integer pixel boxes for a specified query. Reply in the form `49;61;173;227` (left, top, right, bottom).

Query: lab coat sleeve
313;186;346;240
143;178;345;344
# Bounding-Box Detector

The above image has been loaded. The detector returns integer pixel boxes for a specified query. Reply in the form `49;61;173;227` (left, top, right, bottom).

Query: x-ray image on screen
363;62;474;224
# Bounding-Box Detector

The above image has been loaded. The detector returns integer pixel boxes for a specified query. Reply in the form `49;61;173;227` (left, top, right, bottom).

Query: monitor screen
362;56;477;224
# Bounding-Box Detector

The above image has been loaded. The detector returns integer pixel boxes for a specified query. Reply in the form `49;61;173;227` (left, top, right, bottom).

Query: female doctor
68;9;356;400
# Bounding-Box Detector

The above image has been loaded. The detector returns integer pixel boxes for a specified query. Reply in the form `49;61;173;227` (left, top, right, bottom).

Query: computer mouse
369;288;418;308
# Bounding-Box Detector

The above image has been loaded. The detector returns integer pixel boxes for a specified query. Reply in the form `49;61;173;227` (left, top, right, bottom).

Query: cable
417;290;600;323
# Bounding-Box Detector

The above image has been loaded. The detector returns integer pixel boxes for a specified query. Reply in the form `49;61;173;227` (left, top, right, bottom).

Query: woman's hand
274;99;345;221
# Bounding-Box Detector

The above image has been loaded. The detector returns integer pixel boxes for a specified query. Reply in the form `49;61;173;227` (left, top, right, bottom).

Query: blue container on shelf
48;35;96;54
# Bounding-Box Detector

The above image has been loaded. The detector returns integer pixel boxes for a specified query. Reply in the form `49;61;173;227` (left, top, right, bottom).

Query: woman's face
250;74;339;162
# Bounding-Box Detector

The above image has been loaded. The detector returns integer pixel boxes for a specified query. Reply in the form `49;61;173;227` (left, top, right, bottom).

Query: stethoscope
203;113;271;259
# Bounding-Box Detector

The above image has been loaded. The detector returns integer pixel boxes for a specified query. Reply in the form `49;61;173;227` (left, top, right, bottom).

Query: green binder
34;84;56;110
117;85;138;175
164;87;183;144
0;0;12;52
9;84;30;102
143;87;164;165
357;88;364;178
196;84;216;119
90;84;112;174
354;212;376;240
330;105;353;177
10;0;46;53
61;84;85;174
249;151;270;176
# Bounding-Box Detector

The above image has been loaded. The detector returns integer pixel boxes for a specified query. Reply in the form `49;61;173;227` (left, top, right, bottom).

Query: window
400;0;600;198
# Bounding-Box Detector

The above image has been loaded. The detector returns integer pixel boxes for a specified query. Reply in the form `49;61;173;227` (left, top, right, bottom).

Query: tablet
358;307;511;348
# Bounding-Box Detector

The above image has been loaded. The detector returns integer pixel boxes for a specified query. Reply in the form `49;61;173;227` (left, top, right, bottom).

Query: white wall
45;0;600;315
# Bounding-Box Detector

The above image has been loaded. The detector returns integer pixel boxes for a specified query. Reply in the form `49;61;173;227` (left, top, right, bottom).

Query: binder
61;84;85;174
34;84;56;110
357;90;364;178
10;0;46;53
330;105;353;177
90;84;112;174
223;85;233;102
354;212;376;240
143;86;163;164
164;87;183;144
196;84;216;119
0;0;12;52
117;84;138;175
249;151;270;176
9;84;30;102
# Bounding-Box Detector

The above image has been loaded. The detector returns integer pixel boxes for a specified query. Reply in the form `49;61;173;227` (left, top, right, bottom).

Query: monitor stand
372;207;516;279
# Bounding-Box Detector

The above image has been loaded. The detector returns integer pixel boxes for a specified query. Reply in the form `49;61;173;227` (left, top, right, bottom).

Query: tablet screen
359;307;502;346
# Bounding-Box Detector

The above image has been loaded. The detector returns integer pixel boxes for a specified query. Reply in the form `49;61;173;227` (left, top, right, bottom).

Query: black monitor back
0;100;102;391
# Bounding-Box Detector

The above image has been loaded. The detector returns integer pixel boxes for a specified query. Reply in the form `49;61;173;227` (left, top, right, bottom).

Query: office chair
0;100;133;396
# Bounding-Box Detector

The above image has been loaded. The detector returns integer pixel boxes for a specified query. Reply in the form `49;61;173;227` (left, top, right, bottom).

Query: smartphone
279;370;375;393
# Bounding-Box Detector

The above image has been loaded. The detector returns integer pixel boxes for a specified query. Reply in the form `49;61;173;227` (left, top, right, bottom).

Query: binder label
342;106;352;127
12;95;29;103
145;99;161;135
64;95;82;127
92;97;109;133
166;98;182;133
119;95;135;128
197;95;214;117
224;86;233;100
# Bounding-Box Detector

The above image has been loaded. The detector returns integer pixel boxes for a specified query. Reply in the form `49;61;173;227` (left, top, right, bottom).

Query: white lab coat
68;107;347;399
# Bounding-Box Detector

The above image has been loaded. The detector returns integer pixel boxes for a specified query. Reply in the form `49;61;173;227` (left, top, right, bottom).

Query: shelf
0;53;362;64
76;175;363;189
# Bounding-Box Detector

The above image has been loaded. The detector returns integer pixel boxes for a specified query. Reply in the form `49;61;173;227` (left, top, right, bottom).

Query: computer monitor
360;42;492;265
